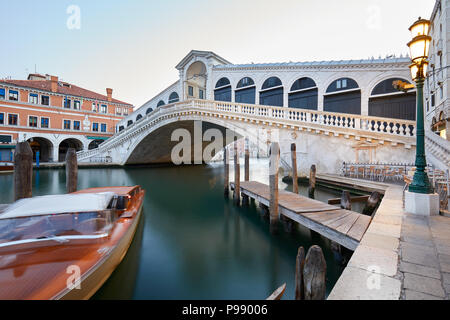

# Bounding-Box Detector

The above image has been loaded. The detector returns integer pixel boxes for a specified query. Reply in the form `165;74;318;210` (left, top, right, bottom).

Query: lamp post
407;17;434;194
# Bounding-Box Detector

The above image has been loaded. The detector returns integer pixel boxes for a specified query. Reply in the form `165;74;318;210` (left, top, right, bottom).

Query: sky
0;0;436;108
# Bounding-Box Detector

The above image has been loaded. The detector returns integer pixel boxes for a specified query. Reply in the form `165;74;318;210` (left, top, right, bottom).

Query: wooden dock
232;181;372;250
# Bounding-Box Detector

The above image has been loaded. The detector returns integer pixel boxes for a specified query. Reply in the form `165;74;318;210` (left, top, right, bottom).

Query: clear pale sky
0;0;436;108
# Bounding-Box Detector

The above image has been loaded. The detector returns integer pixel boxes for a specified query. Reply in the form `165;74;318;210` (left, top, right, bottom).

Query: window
29;116;38;127
116;107;122;115
41;95;49;106
431;94;435;107
100;104;107;113
0;88;5;99
0;113;4;125
101;123;107;132
199;89;204;99
8;114;18;126
41;117;49;128
63;120;71;130
8;90;18;101
74;101;81;110
29;93;38;104
73;121;80;130
93;123;99;132
92;103;97;112
123;108;128;115
64;97;71;109
188;86;194;97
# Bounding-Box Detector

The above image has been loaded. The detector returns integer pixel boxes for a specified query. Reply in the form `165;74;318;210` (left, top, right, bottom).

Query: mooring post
295;246;305;300
340;190;352;210
362;191;381;217
269;142;280;232
233;143;240;206
291;143;298;194
224;146;229;198
308;164;316;199
303;245;326;300
14;141;33;201
65;148;78;193
242;138;250;206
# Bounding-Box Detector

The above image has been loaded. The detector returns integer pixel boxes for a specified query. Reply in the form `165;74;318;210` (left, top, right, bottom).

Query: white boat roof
0;192;115;219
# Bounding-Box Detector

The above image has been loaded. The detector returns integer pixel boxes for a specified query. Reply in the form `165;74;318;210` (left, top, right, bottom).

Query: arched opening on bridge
369;78;416;120
433;111;447;138
27;137;53;162
235;77;256;104
168;92;179;104
146;107;153;115
136;114;143;122
260;77;283;107
288;77;318;110
127;120;133;127
157;100;165;108
324;78;361;114
214;77;232;102
88;139;105;150
186;61;207;100
118;125;124;132
58;138;83;162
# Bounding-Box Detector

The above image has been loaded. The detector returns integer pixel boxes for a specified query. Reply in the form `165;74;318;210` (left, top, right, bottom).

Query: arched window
157;100;165;107
127;120;133;127
260;77;283;107
119;126;124;132
136;114;143;121
235;77;255;104
369;78;416;120
214;77;231;102
288;77;318;110
324;78;361;114
168;92;179;104
146;107;153;114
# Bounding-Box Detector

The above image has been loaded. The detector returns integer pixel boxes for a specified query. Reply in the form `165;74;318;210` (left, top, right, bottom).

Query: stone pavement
399;214;450;299
328;177;450;300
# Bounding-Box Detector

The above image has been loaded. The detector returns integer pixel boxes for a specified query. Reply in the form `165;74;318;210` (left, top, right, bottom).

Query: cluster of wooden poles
13;141;78;201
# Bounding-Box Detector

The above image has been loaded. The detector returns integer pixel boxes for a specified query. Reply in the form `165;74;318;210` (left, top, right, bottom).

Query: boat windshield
0;210;117;250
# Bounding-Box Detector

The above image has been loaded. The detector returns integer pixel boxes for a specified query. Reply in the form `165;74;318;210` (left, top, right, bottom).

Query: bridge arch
157;100;165;107
235;77;256;104
259;76;283;107
136;114;143;122
324;77;361;115
288;77;318;110
214;77;232;102
185;61;207;100
168;92;180;104
146;107;153;115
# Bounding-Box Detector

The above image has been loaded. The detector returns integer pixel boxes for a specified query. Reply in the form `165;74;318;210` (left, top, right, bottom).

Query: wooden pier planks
235;181;372;250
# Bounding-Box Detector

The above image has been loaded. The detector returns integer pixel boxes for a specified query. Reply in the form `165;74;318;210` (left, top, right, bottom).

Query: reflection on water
0;161;350;300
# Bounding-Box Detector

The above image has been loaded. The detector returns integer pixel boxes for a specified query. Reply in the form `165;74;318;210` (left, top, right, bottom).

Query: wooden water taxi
0;185;145;300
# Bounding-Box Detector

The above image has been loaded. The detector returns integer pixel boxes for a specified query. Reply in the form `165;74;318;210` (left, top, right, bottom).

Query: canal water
0;160;356;300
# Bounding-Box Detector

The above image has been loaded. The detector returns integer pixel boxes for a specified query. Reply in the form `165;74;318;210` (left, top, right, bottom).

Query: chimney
50;76;58;93
106;88;113;102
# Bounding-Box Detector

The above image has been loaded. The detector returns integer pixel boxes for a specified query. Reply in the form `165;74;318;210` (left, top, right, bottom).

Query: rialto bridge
77;51;450;174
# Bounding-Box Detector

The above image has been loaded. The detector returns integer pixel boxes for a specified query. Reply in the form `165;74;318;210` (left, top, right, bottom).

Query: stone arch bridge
76;99;422;175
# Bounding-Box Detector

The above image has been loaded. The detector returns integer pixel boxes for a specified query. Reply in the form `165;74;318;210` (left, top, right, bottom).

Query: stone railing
425;129;450;170
77;99;417;161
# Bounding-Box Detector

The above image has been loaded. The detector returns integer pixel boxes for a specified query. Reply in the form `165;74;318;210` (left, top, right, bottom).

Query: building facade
0;74;133;162
119;50;416;133
425;0;450;141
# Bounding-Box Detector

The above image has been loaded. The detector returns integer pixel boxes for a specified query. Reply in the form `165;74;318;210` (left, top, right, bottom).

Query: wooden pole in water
224;146;229;198
233;143;240;206
340;190;352;210
65;148;78;193
244;138;250;182
295;246;305;300
291;143;298;194
269;142;280;230
303;245;326;300
362;191;381;217
308;165;316;199
14;141;33;201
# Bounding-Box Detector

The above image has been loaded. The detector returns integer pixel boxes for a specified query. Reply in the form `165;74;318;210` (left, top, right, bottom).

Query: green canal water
0;163;356;300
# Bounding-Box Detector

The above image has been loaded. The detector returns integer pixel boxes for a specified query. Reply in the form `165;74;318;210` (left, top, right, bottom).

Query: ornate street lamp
407;17;433;194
